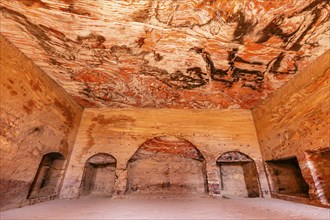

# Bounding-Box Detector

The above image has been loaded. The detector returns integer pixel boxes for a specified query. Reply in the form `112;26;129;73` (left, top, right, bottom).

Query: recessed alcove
217;151;260;198
265;157;309;198
28;152;65;199
126;136;208;196
80;153;117;197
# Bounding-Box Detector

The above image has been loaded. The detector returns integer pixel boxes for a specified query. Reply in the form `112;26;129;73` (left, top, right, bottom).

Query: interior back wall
60;108;269;198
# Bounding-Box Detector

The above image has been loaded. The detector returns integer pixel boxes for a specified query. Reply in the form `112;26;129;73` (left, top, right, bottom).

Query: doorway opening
217;151;260;198
80;153;117;197
265;157;309;198
126;136;208;196
28;152;65;199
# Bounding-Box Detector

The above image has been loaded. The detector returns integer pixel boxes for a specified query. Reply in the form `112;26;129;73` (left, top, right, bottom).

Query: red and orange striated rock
0;0;329;108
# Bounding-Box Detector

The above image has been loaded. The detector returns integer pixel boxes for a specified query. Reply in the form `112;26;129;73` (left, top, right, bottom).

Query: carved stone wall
0;36;83;210
60;108;269;199
252;51;330;207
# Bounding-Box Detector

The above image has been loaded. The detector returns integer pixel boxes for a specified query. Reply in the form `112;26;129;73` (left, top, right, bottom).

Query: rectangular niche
218;162;259;198
85;163;116;196
28;153;66;199
265;157;309;198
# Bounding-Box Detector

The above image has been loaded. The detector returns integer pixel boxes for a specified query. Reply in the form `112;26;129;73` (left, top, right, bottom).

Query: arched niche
80;153;117;197
126;136;208;196
217;151;260;198
28;152;65;199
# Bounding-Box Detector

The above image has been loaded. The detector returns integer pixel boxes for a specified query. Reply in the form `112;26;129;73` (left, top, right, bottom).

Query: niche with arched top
80;153;117;197
127;136;207;196
28;152;65;199
217;151;260;198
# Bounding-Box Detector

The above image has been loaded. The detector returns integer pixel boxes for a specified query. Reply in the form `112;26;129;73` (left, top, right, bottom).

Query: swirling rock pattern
0;0;329;108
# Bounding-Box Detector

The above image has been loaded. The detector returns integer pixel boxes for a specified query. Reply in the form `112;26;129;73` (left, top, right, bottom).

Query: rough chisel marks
0;0;329;108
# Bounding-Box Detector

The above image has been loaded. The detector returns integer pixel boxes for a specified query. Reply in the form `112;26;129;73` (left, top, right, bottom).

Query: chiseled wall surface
252;51;330;207
61;108;269;198
0;36;83;210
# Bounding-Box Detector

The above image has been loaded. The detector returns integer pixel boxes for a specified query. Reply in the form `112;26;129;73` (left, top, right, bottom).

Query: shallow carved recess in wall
79;153;117;197
127;136;207;194
217;151;253;162
0;0;329;108
129;136;205;162
86;153;117;165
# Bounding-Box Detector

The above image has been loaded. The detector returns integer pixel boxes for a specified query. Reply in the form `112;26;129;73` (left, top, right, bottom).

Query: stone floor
1;196;329;219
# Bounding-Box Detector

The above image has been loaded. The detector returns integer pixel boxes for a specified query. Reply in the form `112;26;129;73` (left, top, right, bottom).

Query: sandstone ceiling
0;0;329;109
